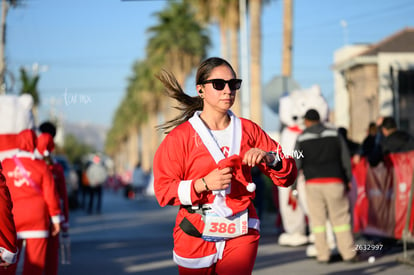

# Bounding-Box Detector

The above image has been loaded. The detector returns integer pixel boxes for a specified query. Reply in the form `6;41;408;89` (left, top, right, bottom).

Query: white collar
189;110;241;164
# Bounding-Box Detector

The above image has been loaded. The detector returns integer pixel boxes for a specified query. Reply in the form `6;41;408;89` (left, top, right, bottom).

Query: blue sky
6;0;414;131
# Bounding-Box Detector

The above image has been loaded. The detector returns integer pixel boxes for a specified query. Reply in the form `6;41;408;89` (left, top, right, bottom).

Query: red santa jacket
153;111;297;268
0;165;18;264
37;133;70;231
2;129;61;239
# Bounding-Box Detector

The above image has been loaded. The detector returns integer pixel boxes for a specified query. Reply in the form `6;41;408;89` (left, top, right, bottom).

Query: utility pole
281;0;293;77
239;0;250;119
0;0;9;94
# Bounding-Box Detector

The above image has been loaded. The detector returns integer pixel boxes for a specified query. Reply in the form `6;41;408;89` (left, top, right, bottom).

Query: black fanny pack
179;205;211;238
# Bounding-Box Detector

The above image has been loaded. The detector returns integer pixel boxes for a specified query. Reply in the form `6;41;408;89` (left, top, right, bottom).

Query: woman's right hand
195;167;233;193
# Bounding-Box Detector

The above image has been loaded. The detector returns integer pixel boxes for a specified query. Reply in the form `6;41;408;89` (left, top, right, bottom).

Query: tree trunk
127;127;139;170
249;0;262;126
229;10;241;116
219;24;228;60
141;119;154;173
118;138;129;178
282;0;293;77
149;112;160;173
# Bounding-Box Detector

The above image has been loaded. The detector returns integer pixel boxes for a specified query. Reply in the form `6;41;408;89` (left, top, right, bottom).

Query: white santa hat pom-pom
246;182;256;192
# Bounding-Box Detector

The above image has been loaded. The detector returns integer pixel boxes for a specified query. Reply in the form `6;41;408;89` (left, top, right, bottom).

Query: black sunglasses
200;78;242;91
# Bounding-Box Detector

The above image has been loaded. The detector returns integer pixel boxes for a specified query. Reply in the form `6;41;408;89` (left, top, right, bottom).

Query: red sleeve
52;163;69;230
244;119;297;187
153;129;203;207
0;173;18;258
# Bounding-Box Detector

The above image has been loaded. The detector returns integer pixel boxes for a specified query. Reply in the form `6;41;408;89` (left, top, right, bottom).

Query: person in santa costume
0;163;18;272
1;129;61;275
36;132;70;275
153;57;297;275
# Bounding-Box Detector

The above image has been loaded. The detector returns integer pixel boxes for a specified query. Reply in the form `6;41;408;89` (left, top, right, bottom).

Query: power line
297;1;413;30
264;0;414;37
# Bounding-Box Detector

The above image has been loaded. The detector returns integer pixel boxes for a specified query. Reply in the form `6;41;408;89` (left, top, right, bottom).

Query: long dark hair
156;57;237;133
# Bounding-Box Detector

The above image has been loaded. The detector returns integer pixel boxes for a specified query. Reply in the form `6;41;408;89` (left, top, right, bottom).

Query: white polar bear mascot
277;85;329;247
0;94;35;161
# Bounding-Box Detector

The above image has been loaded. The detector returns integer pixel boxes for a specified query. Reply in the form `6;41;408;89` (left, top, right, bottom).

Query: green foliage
19;67;40;106
146;0;210;74
61;134;95;165
105;0;210;155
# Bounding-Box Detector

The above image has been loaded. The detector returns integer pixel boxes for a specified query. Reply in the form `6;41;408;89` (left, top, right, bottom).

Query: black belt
181;205;211;215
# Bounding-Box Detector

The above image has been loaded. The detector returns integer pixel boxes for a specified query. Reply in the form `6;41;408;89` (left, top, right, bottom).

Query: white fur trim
51;215;62;224
189;111;242;217
173;250;216;268
178;180;193;205
211;194;233;217
33;149;43;159
215;241;226;261
189;111;225;164
247;182;256;192
0;247;18;264
17;230;49;239
0;149;18;161
16;151;35;158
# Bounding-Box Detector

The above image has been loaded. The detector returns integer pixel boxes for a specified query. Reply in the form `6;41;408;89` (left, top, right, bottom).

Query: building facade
333;28;414;142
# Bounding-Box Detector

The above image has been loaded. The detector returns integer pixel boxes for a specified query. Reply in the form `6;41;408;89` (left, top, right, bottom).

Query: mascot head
0;94;34;160
279;85;329;130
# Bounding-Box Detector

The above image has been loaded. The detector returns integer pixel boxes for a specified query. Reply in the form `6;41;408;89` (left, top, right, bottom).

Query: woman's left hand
242;148;268;167
51;222;61;237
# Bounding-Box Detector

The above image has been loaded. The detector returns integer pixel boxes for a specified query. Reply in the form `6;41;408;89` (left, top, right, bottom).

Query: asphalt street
58;189;414;275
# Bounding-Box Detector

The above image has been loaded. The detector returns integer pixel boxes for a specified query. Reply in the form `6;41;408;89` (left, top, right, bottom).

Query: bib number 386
202;209;248;241
209;222;237;234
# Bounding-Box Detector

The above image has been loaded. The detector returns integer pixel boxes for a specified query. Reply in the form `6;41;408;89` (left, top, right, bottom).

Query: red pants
4;238;47;275
178;233;259;275
44;234;59;275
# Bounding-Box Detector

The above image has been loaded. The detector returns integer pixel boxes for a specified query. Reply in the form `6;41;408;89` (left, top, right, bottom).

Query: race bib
202;209;248;242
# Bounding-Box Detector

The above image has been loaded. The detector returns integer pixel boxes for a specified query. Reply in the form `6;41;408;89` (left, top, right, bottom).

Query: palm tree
128;60;162;172
107;1;210;172
106;99;139;174
105;60;151;172
147;1;210;85
186;0;242;116
226;0;241;115
142;0;210;168
19;67;40;122
19;67;40;105
190;0;273;125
